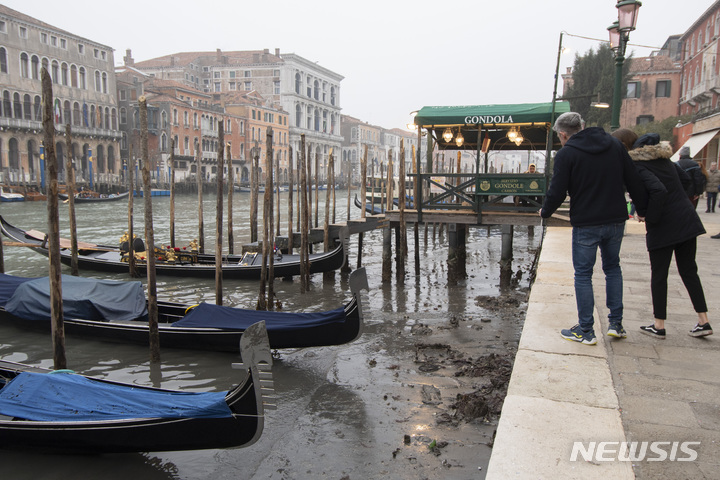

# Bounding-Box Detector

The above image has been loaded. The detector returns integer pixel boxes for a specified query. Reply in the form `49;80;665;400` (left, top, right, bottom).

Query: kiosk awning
414;101;571;151
671;128;720;162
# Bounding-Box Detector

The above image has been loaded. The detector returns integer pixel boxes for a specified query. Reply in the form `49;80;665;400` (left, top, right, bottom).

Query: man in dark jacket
677;146;706;209
541;112;648;345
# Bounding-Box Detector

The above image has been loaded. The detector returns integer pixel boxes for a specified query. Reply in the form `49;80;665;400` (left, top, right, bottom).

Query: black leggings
649;237;707;320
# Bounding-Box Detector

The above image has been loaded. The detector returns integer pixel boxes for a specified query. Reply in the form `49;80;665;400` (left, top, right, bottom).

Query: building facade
130;48;342;183
675;0;720;166
115;67;249;184
619;53;681;126
0;5;121;188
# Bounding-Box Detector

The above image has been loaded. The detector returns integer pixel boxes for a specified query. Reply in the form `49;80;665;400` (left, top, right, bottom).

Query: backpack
684;165;707;196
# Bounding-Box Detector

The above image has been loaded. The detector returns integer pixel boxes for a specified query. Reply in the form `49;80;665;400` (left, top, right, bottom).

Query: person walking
677;146;706;209
705;162;720;212
540;112;648;345
629;133;713;338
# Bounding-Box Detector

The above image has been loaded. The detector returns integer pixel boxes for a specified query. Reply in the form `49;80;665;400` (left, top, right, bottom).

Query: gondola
0;321;275;453
0;269;367;352
0;215;346;280
58;191;130;203
354;194;397;215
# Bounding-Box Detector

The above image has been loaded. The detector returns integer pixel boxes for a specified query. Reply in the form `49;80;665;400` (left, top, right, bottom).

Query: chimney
275;48;280;56
216;48;222;62
170;56;175;67
123;49;134;66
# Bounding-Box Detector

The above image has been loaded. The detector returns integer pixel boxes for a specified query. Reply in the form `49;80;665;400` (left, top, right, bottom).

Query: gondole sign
476;174;546;195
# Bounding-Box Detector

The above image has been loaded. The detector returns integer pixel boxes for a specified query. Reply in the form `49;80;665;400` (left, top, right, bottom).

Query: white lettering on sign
463;115;514;124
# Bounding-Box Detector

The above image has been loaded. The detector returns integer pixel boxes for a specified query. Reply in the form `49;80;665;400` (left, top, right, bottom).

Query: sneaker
607;325;627;338
689;323;713;337
639;324;666;339
561;324;597;345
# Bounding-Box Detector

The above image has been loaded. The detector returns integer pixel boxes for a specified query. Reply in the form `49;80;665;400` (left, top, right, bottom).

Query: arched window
183;111;188;126
314;108;320;131
20;53;29;78
70;65;78;87
107;146;115;173
184;136;189;152
13;92;22;118
9;138;19;169
161;110;167;128
23;94;31;120
102;72;108;93
120;107;127;125
173;108;178;125
2;91;10;117
73;102;81;126
33;96;41;121
104;107;109;129
79;67;86;89
330;87;336;106
31;55;39;79
90;105;96;127
96;145;105;172
94;70;101;91
61;62;68;85
295;72;301;94
51;60;59;83
111;108;117;130
0;47;7;73
306;76;312;97
63;100;71;125
314;80;319;100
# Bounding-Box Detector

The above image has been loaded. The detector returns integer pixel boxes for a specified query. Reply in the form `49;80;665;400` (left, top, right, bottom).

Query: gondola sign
476;174;546;195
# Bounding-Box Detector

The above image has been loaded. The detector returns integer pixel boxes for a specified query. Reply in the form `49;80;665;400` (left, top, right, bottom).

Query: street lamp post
608;0;642;131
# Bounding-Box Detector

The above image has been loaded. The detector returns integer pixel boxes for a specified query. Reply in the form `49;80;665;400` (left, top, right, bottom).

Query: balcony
201;127;218;138
0;117;122;140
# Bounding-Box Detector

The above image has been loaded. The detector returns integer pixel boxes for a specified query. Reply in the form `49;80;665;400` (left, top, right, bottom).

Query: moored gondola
0;215;346;280
0;268;367;352
0;321;275;453
58;191;130;203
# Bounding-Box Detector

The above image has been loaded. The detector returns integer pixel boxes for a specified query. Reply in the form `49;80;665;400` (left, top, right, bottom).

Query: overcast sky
3;0;714;130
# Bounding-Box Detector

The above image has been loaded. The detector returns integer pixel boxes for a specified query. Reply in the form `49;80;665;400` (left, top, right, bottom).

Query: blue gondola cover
173;302;346;330
3;275;147;321
0;372;232;421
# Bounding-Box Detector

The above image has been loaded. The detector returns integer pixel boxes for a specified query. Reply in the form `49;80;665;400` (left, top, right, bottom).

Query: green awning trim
414;101;571;127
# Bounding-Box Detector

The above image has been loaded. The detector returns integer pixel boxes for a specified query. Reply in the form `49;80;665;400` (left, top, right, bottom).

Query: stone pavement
487;211;720;479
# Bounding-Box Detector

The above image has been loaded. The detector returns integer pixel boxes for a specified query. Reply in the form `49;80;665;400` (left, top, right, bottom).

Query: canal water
0;190;543;479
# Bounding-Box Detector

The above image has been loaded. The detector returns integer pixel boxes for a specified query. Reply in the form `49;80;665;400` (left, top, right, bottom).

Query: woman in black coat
630;133;712;338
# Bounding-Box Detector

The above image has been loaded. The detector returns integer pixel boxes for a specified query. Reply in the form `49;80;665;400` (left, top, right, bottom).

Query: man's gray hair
553;112;585;135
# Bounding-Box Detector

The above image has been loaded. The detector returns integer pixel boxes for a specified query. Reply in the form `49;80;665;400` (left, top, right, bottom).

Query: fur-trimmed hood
628;141;673;161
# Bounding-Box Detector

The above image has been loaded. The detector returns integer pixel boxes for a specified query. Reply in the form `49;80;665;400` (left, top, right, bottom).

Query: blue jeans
572;223;624;331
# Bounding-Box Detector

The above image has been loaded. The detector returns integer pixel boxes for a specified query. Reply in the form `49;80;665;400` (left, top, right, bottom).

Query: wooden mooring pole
250;142;259;244
139;96;160;362
227;143;234;255
127;144;137;278
170;138;176;248
196;140;204;254
287;147;294;255
215;122;224;306
65;124;79;276
299;135;310;292
42;67;66;370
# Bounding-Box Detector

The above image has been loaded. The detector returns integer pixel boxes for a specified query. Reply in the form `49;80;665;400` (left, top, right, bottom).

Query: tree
632;115;691;147
563;43;631;128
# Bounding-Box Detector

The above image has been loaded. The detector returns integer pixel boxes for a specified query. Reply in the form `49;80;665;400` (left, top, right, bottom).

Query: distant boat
59;191;130;203
234;185;288;193
0;188;24;203
134;189;170;197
